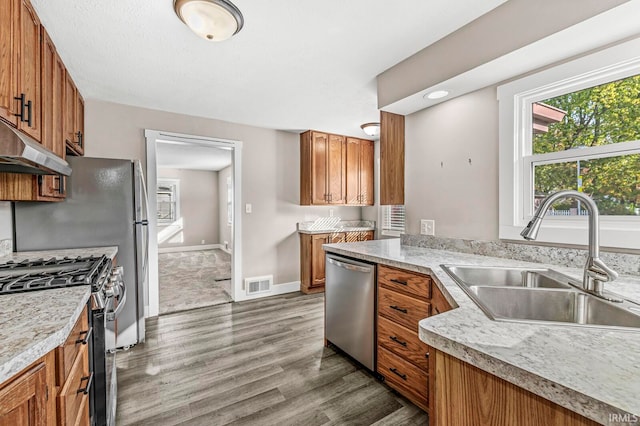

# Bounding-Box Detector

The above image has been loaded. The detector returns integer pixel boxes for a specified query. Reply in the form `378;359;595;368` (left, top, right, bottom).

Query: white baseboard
234;280;301;302
158;244;222;253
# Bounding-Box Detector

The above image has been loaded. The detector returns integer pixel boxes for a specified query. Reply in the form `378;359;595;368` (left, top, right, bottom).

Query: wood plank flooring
116;292;429;425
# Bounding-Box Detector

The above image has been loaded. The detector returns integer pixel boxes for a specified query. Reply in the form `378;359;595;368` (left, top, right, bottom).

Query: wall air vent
245;275;272;295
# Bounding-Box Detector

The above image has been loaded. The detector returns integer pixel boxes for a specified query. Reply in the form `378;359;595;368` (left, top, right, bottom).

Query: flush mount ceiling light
424;90;449;100
360;122;380;137
174;0;244;41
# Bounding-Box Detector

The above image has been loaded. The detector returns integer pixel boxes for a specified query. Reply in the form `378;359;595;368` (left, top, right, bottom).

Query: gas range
0;255;112;295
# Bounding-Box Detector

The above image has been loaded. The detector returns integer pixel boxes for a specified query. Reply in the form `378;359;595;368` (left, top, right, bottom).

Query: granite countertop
297;219;375;234
0;246;119;384
0;246;119;263
323;239;640;425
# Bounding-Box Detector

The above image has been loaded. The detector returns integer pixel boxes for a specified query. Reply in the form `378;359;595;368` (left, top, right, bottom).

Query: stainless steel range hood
0;121;71;176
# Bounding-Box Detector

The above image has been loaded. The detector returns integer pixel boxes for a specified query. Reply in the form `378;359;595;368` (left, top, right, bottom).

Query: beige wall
377;0;630;108
218;165;233;251
85;100;362;285
157;168;219;249
404;86;499;240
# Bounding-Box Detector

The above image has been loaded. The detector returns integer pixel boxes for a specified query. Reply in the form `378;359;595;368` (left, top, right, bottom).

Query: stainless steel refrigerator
13;157;149;350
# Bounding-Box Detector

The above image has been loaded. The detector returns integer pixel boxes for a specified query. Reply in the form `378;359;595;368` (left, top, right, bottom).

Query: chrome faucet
520;190;618;298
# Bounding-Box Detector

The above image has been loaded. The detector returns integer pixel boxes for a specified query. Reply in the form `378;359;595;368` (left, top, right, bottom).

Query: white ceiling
156;141;232;171
30;0;508;138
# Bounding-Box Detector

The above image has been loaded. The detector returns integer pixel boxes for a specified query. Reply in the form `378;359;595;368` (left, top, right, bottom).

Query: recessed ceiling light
424;90;449;100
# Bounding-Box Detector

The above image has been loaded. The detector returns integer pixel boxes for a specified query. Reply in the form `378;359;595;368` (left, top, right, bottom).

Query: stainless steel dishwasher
325;253;376;370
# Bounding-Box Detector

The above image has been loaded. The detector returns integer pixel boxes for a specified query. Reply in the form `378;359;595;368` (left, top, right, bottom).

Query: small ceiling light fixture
360;122;380;137
425;90;449;100
174;0;244;41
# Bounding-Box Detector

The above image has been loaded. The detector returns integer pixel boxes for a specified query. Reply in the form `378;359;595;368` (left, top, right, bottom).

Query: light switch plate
245;203;252;213
421;219;435;236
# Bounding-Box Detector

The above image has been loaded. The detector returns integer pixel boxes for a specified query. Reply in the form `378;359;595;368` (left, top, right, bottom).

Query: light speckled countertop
0;246;118;384
324;239;640;425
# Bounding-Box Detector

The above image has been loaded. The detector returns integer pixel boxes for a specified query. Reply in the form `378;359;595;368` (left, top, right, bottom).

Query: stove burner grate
0;255;112;294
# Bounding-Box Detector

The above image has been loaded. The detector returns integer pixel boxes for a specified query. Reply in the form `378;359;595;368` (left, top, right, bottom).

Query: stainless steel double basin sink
441;265;640;330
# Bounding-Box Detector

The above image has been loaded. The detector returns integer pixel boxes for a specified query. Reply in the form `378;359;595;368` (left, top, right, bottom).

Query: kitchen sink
442;265;572;289
442;265;640;330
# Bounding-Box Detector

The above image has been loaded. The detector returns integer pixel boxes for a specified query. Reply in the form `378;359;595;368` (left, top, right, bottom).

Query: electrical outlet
329;209;334;217
421;219;435;236
201;239;205;244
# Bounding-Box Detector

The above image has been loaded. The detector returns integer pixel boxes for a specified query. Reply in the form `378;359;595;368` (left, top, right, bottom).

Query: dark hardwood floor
116;292;429;425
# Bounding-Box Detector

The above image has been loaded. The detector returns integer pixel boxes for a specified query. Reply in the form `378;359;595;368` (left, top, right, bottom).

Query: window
157;179;180;224
498;38;640;248
381;205;406;236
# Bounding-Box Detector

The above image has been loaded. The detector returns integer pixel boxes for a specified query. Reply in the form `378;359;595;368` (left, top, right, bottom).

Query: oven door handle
106;280;127;322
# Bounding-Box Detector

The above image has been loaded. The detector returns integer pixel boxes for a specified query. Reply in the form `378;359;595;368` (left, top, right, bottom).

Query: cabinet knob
390;305;408;314
14;94;26;122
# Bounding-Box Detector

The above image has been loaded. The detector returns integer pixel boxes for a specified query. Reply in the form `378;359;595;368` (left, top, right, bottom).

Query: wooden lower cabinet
300;230;375;294
376;264;452;414
433;350;599;426
0;306;90;426
0;352;56;426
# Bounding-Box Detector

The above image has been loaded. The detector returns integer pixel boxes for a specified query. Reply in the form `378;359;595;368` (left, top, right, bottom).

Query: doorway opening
144;129;242;317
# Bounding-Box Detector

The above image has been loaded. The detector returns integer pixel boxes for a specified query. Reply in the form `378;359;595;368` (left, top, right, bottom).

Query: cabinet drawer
57;307;90;386
379;265;431;299
378;286;430;331
377;315;430;370
377;346;428;409
58;343;90;426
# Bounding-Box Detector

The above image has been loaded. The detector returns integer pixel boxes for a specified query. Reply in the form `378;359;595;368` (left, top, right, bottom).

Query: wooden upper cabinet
301;130;371;206
0;0;41;140
380;111;405;205
63;73;84;156
346;137;374;205
17;0;42;142
326;134;346;204
301;130;346;205
40;29;65;199
0;0;19;126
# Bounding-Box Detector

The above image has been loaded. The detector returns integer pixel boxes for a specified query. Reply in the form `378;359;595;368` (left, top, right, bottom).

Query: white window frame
380;205;406;237
157;178;180;224
498;37;640;249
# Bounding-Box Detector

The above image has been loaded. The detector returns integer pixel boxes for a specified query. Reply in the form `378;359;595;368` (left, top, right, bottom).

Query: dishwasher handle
327;257;372;273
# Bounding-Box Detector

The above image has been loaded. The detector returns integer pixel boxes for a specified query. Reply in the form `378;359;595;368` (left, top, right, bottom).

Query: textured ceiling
30;0;507;138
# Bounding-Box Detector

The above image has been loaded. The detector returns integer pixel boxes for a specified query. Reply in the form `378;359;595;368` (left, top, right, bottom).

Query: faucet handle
589;258;618;282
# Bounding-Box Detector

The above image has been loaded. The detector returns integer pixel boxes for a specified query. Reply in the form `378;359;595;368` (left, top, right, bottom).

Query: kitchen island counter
0;246;118;383
324;238;640;425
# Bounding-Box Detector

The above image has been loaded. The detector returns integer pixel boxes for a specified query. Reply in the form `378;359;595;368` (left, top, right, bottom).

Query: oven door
104;267;125;426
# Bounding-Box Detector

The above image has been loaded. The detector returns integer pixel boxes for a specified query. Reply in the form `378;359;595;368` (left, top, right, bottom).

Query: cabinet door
360;139;374;205
0;0;19;126
310;132;329;205
63;72;76;148
17;0;41;141
39;30;65;198
327;134;346;204
380;111;405;205
0;361;48;426
310;234;329;287
73;91;84;155
345;138;361;204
